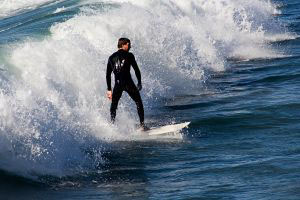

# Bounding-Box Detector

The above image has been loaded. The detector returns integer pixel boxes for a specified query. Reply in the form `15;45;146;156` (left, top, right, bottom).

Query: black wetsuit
106;49;144;125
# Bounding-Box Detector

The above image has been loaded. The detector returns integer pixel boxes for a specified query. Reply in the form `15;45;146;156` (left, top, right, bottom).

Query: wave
0;0;295;180
0;0;62;19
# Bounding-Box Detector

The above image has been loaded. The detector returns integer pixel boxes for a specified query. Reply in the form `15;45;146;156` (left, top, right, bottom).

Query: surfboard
141;122;190;136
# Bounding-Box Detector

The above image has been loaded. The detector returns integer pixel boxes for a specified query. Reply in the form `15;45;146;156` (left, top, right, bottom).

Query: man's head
118;38;131;51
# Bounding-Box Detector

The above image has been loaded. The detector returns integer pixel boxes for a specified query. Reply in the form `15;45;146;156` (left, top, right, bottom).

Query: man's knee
136;100;143;109
110;101;118;112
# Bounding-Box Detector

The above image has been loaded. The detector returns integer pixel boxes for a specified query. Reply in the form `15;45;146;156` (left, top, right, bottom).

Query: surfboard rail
144;122;190;136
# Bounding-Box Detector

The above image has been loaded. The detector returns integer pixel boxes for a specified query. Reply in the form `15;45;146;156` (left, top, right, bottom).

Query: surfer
106;38;147;130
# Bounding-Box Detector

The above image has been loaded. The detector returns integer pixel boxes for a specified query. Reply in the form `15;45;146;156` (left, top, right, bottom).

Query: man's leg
110;85;123;123
125;83;144;126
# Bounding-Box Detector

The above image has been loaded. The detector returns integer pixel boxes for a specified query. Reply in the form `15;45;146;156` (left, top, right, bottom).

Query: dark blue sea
0;0;300;199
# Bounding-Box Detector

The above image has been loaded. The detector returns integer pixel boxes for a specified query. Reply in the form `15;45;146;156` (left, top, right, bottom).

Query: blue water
0;0;300;199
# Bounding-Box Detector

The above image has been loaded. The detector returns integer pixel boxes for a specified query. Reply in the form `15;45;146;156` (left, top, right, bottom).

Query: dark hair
118;38;131;48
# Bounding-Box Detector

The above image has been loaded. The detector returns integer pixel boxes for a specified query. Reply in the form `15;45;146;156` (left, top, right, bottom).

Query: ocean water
0;0;299;199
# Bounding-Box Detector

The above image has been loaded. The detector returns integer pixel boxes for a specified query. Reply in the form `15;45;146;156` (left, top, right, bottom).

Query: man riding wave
106;38;147;130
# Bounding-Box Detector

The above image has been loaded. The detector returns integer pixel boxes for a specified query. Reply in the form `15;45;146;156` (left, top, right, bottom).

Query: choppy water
0;0;300;199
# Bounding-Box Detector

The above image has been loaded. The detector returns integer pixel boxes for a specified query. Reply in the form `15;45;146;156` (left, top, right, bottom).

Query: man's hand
107;90;112;100
137;83;142;91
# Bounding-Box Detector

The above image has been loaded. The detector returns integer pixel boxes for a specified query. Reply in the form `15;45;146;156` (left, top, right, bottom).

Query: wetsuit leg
110;84;123;123
125;82;144;126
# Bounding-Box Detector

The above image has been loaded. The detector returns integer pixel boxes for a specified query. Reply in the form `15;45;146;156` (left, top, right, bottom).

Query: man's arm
131;54;142;89
106;58;113;99
106;58;112;91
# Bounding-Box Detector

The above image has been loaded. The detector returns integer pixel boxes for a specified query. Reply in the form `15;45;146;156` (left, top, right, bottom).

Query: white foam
0;0;60;18
53;6;66;14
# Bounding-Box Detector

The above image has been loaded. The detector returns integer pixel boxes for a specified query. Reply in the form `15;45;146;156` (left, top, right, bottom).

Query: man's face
123;42;131;51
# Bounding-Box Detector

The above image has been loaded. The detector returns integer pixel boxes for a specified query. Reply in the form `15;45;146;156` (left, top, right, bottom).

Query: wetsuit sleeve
106;57;113;91
131;54;141;85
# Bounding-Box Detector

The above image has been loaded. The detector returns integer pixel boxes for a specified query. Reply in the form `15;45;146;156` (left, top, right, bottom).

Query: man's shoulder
108;51;119;61
127;52;135;59
110;51;119;57
109;50;134;59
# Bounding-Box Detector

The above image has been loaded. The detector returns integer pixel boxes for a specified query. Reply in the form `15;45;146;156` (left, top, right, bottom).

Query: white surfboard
142;122;190;136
